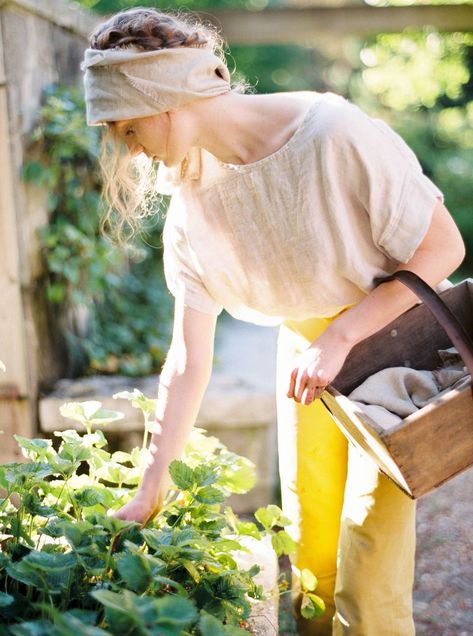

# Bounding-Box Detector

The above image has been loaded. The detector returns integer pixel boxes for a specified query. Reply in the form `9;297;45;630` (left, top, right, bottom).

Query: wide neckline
215;92;323;174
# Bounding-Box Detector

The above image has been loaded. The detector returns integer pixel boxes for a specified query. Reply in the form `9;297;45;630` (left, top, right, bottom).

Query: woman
81;8;465;635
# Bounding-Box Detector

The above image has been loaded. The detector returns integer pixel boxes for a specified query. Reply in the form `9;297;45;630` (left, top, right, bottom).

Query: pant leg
276;317;349;636
333;443;417;636
276;315;417;636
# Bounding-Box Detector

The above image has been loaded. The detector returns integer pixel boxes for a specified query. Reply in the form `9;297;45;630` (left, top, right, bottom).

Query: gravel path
414;467;473;635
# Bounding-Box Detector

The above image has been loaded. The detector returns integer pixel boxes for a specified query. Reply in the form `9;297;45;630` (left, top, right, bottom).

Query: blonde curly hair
90;7;247;243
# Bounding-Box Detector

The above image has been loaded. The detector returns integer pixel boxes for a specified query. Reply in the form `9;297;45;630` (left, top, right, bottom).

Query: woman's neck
187;91;313;165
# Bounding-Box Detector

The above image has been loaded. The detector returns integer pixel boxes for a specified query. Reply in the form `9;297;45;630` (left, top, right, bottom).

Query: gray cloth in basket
348;347;470;430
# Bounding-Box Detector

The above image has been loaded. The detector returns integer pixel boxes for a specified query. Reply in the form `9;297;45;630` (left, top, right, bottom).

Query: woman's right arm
113;299;217;524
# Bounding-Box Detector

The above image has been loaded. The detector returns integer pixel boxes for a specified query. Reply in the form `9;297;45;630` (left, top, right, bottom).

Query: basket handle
374;271;473;378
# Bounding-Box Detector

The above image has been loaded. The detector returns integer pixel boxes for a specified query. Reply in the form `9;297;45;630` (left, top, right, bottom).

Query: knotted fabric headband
81;46;231;126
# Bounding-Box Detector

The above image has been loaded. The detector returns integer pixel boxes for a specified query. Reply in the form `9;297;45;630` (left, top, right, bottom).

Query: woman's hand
111;488;165;526
287;329;352;406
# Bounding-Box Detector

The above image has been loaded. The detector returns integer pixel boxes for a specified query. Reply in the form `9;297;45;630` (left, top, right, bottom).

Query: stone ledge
0;0;99;38
39;372;277;433
234;535;279;635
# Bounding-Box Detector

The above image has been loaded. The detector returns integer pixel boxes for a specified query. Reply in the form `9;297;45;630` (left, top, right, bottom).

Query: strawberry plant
0;390;324;634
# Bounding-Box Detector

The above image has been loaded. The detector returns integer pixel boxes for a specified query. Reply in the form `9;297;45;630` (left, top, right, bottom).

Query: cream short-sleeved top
160;90;445;326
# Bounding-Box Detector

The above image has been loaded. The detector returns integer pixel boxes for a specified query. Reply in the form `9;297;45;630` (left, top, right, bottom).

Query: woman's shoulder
273;89;370;144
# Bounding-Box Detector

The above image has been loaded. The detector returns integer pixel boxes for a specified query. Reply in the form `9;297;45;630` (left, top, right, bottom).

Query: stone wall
0;0;98;458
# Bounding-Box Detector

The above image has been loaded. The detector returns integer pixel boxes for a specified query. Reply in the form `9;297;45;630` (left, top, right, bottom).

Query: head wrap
81;46;231;126
81;45;232;190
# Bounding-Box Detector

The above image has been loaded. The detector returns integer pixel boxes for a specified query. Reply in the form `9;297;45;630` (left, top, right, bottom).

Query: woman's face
114;113;169;162
113;109;190;167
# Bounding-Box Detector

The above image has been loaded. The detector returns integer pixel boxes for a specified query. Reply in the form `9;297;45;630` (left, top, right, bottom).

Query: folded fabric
82;46;231;126
348;347;470;430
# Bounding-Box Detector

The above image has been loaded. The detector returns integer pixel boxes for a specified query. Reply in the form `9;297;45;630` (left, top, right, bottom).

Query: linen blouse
160;90;445;326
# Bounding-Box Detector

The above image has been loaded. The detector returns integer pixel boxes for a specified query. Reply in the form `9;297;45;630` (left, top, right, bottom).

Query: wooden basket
321;272;473;499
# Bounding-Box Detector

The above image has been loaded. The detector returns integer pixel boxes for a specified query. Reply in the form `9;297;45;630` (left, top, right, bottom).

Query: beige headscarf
81;45;231;125
81;45;232;188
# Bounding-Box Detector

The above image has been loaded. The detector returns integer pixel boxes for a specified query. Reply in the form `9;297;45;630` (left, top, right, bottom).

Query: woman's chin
161;156;182;168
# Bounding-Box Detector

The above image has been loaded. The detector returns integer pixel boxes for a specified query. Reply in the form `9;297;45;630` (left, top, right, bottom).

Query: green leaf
254;504;286;530
254;507;274;530
72;488;106;508
111;450;132;464
154;594;198;625
59;401;124;427
199;612;226;636
46;283;66;304
199;611;249;635
23;491;57;517
271;530;296;557
5;462;54;485
93;591;197;635
237;521;261;540
6;561;43;589
172;527;200;546
193;464;219;488
169;460;195;490
300;592;326;619
0;592;14;607
90;588;133;614
182;558;201;582
14;436;53;459
31;604;109;636
130;447;145;468
63;523;84;547
9;620;52;636
301;568;318;592
113;389;157;416
22;160;44;183
91;512;138;535
141;528;169;552
25;550;78;572
194;486;225;505
116;553;152;593
219;459;256;494
215;538;247;553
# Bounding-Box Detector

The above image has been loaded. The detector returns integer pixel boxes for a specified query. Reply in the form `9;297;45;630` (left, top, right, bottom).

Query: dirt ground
414;467;473;635
279;467;473;635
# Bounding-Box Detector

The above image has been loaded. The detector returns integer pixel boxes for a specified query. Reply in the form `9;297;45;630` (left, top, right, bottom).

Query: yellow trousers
276;314;416;636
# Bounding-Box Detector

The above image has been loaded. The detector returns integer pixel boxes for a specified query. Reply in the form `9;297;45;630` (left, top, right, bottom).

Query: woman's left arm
288;199;466;405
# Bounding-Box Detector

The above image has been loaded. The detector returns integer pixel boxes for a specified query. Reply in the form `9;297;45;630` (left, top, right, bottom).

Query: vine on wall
24;85;172;377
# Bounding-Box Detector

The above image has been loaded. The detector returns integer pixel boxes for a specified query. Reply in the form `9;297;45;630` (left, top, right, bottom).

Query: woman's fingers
295;372;309;403
288;368;327;405
302;382;314;405
287;368;298;398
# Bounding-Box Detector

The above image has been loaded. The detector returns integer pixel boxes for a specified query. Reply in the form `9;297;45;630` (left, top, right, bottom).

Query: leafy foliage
23;85;172;377
352;29;473;277
0;392;324;633
75;0;279;12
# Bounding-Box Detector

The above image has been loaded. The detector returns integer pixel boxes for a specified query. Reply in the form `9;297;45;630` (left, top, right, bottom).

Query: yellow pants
276;314;416;636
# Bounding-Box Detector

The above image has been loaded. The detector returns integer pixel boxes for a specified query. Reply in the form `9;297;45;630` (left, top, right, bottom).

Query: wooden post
203;5;473;44
0;19;34;461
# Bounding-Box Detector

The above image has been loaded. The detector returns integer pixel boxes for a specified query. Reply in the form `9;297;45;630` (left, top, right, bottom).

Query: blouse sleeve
323;107;445;263
162;197;223;316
